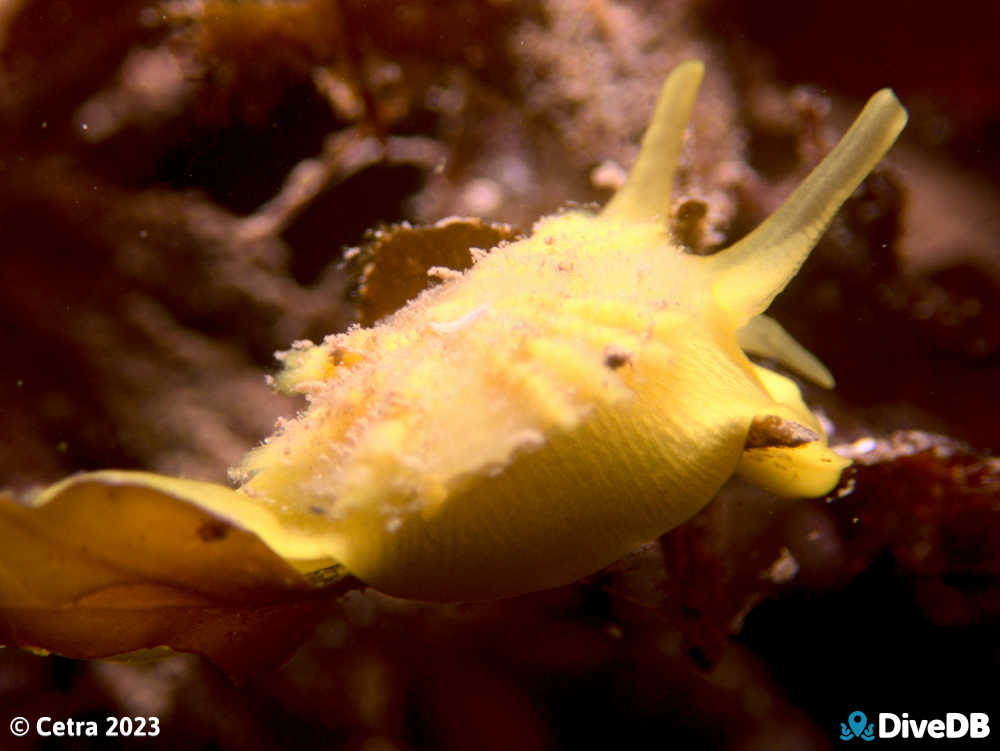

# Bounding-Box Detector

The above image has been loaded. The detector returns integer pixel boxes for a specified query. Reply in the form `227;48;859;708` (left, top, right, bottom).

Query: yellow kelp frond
709;89;907;324
34;471;343;568
737;314;835;388
601;60;704;223
0;471;355;676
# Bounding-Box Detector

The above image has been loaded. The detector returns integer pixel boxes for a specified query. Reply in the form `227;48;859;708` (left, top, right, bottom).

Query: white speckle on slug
430;303;493;334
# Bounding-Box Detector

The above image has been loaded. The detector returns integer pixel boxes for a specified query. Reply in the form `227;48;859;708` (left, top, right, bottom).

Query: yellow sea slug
234;61;907;601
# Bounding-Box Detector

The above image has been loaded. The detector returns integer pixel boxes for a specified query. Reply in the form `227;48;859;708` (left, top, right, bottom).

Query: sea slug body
235;61;907;601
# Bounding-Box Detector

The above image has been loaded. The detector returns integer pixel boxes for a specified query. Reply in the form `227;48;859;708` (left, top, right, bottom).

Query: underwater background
1;0;998;748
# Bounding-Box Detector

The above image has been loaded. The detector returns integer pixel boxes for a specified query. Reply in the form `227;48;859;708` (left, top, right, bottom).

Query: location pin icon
849;711;868;738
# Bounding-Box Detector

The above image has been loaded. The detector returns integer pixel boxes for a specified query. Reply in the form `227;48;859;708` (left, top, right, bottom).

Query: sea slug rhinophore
235;60;908;601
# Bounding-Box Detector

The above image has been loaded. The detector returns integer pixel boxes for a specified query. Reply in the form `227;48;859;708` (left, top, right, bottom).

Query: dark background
1;0;998;748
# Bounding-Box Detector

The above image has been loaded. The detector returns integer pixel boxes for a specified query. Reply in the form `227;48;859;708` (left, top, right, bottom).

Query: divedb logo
840;710;990;741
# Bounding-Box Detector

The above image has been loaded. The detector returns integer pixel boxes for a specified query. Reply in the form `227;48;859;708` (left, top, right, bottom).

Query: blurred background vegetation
1;0;998;748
